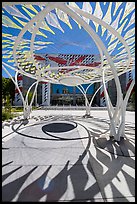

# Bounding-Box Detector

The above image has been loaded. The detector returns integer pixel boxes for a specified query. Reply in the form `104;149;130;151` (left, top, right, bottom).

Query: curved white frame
2;2;135;141
57;3;124;140
59;3;134;141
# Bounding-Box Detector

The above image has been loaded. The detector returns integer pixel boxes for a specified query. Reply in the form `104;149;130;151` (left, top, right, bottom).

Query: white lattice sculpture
2;2;135;141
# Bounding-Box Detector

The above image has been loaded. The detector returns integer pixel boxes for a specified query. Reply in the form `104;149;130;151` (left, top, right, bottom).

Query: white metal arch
2;2;135;141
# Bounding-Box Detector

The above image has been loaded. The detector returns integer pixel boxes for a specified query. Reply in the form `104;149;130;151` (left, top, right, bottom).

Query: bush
2;111;14;121
11;107;23;112
4;95;12;113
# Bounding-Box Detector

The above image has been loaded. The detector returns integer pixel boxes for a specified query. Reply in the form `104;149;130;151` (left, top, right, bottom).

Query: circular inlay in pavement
41;121;83;140
12;120;89;141
94;136;135;157
42;121;77;133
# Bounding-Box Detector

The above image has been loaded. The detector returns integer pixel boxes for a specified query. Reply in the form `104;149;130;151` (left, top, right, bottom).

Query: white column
42;82;50;106
35;90;38;106
126;70;133;91
14;73;23;106
47;83;50;106
42;83;45;105
100;82;108;107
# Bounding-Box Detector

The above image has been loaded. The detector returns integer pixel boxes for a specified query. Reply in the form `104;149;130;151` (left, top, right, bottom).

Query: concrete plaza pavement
2;109;135;202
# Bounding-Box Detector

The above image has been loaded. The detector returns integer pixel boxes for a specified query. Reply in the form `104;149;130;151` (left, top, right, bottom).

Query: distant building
14;54;133;107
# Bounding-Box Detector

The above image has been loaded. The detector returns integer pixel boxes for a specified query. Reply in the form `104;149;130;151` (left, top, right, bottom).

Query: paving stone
2;110;135;202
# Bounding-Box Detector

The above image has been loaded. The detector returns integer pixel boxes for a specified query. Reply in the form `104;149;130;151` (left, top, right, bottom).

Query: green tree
23;90;34;105
28;91;33;104
2;77;15;105
5;94;12;113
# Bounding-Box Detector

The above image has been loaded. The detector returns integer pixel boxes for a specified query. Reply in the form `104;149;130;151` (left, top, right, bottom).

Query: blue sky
2;2;135;78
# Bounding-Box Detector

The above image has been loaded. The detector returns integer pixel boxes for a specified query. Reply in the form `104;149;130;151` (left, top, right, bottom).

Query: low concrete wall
38;105;108;111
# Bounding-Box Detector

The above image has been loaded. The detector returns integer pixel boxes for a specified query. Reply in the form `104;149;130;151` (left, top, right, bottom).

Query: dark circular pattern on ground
11;120;89;141
94;137;135;157
42;122;76;133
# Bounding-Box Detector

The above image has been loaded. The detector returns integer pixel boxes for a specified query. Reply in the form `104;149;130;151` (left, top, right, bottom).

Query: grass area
11;107;23;112
11;106;38;112
2;106;23;121
2;106;38;121
2;110;16;121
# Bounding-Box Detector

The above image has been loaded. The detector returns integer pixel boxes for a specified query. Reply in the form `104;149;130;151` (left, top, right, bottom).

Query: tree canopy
2;77;15;103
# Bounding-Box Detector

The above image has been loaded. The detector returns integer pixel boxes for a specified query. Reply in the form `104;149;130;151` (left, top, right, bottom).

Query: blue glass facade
52;83;94;94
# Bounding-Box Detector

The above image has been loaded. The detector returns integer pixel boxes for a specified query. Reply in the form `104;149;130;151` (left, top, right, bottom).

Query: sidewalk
2;110;135;202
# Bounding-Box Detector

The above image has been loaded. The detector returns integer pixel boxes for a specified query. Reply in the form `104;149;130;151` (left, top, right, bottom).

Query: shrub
2;110;14;121
11;107;23;112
